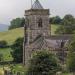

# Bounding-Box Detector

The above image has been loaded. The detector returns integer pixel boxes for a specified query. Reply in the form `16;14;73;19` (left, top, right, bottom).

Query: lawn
0;48;13;62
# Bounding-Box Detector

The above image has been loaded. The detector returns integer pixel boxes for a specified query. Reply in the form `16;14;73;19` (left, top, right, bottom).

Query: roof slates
32;0;43;9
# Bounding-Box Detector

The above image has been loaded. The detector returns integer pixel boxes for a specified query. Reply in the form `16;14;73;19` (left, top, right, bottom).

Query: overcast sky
0;0;75;25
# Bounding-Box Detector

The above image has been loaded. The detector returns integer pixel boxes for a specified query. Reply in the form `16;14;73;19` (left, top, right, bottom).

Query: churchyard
0;24;74;75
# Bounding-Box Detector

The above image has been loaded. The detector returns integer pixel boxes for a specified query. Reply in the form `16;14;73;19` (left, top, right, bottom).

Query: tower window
38;18;42;28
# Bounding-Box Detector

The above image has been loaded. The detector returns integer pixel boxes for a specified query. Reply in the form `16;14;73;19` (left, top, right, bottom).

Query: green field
0;27;24;62
0;24;71;75
0;25;59;62
0;24;59;45
51;24;60;35
0;27;24;45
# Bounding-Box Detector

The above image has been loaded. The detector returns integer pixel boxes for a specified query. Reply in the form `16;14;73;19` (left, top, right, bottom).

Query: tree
55;25;75;34
26;50;60;75
67;35;75;75
62;14;75;25
9;18;25;30
50;16;62;24
55;14;75;34
0;40;7;48
11;37;23;63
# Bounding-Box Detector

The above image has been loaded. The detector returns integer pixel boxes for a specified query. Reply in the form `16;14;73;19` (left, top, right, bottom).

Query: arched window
38;18;42;28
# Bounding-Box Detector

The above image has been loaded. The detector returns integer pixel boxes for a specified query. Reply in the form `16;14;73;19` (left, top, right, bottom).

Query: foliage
55;25;75;34
9;18;25;30
0;48;13;61
66;35;75;73
11;37;23;63
0;24;58;45
26;50;60;75
50;16;62;24
62;14;75;25
0;40;8;48
55;14;75;34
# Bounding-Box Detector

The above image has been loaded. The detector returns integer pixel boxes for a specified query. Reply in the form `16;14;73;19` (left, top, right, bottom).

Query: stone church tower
23;0;50;65
23;0;71;65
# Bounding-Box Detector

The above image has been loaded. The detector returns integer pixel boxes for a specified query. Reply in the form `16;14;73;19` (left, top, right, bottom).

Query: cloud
0;0;75;24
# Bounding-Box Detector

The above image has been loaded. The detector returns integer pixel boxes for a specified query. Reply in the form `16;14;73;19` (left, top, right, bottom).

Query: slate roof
29;35;72;50
46;35;72;40
32;0;43;9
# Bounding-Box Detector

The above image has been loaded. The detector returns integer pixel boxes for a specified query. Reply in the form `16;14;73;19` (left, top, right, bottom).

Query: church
23;0;72;65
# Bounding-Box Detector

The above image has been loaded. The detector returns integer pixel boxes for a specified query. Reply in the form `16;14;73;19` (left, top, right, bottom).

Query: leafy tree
9;18;25;30
55;25;75;34
0;40;7;48
67;35;75;75
55;14;75;34
50;16;62;24
26;50;60;75
11;37;23;63
62;14;75;25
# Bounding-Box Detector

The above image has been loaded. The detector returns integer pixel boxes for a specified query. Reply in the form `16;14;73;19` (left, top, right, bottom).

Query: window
38;18;42;28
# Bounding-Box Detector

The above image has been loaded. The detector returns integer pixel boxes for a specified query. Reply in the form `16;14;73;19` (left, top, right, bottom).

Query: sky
0;0;75;25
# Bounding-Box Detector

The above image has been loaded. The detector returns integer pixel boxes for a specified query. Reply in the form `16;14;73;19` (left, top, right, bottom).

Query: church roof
46;35;72;40
32;0;43;9
29;35;72;50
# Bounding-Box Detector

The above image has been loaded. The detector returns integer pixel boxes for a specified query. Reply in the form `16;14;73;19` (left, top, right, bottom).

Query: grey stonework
23;0;72;65
23;8;50;65
25;9;50;42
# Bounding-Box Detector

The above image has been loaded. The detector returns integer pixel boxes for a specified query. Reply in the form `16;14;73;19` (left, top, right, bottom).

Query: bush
0;40;8;48
11;37;23;63
26;50;61;75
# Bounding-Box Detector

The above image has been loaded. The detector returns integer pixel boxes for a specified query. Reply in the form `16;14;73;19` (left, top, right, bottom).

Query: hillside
0;24;59;62
0;27;24;45
0;25;59;45
0;28;24;62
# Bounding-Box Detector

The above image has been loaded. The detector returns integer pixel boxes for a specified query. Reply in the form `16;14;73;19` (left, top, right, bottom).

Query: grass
0;24;59;45
0;48;13;61
0;25;60;74
0;27;24;45
62;73;72;75
51;24;60;35
0;68;4;75
0;25;59;62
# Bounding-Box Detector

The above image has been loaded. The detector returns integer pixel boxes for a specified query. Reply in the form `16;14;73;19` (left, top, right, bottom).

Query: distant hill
0;27;24;45
0;24;59;45
0;24;9;32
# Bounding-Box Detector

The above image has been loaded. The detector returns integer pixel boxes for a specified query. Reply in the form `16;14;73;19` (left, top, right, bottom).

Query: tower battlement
25;9;50;16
